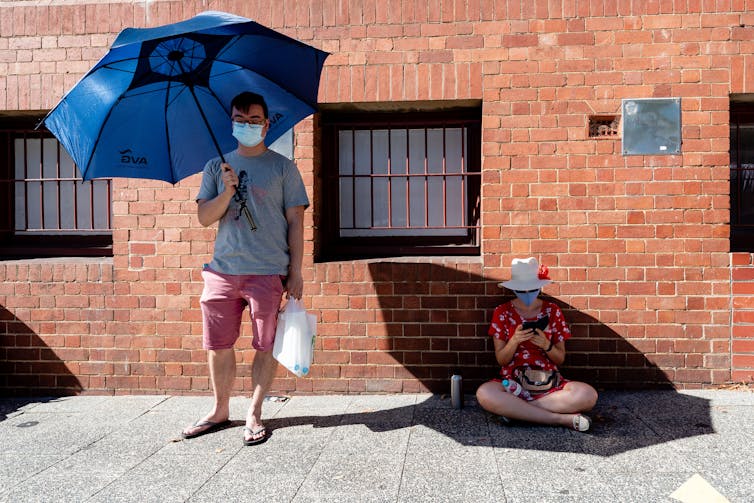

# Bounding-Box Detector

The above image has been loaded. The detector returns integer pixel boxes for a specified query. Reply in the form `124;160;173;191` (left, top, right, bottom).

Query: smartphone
522;315;549;332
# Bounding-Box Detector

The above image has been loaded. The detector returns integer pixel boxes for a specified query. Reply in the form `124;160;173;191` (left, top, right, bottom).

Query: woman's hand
529;328;551;350
510;324;535;345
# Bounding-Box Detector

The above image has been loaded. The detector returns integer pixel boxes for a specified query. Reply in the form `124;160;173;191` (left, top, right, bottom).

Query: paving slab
0;390;751;502
399;429;500;503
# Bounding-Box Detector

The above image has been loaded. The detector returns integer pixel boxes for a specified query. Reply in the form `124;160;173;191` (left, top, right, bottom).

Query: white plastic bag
272;298;317;377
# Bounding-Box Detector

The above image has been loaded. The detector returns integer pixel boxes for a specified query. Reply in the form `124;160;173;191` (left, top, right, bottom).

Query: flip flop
181;419;231;439
243;426;269;446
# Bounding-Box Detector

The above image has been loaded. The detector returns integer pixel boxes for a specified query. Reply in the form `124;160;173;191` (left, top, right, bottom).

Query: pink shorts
200;266;285;351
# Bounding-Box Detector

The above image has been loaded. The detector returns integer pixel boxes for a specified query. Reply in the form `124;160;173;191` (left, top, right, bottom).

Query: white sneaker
571;414;591;432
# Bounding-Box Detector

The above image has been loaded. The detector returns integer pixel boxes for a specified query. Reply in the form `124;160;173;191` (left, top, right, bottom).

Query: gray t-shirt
195;149;310;275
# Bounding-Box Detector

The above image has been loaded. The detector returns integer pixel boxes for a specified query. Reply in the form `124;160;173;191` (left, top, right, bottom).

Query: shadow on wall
368;262;676;395
0;306;82;397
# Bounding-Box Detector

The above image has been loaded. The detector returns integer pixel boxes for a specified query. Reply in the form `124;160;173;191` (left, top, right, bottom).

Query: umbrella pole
185;84;226;164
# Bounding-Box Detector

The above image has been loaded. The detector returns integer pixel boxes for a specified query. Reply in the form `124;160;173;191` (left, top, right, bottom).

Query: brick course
1;0;752;395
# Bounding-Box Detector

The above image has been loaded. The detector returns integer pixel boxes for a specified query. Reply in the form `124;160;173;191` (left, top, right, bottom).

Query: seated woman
476;257;598;432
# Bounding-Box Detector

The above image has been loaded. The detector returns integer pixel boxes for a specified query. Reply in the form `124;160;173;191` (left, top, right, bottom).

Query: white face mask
232;122;265;147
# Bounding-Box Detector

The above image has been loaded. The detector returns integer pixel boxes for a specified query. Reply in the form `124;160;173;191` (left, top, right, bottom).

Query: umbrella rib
81;84;191;181
213;57;319;106
110;84;189;106
163;80;175;178
80;97;124;179
197;81;232;127
91;44;320;107
212;34;321;106
174;57;227;164
99;63;138;76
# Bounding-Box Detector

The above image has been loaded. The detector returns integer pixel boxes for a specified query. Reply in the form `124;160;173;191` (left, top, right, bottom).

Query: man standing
182;92;309;446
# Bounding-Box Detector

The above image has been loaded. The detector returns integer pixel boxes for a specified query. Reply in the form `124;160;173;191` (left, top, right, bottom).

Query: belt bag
514;367;560;393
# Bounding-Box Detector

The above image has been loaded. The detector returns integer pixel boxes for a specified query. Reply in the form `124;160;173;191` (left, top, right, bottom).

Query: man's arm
197;163;237;227
284;205;305;299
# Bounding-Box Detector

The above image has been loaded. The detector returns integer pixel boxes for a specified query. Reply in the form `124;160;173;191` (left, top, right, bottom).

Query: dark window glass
730;103;754;252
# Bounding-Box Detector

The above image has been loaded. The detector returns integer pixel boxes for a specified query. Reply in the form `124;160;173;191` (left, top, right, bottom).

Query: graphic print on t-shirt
234;170;249;206
231;170;251;228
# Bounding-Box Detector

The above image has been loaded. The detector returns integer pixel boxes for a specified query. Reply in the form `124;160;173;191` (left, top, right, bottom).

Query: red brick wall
732;253;754;383
1;1;752;395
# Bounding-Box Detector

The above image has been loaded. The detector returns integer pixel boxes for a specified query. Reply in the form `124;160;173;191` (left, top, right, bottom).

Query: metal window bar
442;126;447;227
423;127;428;228
460;124;467;229
54;135;61;229
73;140;80;229
38;134;45;229
350;127;356;230
404;127;410;228
9;130;112;234
23;133;29;230
387;127;393;228
338;124;478;235
733;122;740;226
370;128;375;229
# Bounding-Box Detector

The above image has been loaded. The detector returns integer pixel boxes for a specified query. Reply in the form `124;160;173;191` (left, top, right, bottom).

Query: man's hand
285;270;304;300
221;163;238;194
196;163;237;227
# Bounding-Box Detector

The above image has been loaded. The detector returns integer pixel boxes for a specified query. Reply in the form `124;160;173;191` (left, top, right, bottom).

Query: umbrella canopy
41;11;329;184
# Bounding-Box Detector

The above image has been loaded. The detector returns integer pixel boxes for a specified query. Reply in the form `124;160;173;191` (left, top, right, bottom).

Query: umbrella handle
223;165;236;189
223;166;240;196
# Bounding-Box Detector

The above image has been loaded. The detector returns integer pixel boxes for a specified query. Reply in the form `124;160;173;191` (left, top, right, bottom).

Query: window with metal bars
0;117;112;257
730;103;754;252
318;105;481;260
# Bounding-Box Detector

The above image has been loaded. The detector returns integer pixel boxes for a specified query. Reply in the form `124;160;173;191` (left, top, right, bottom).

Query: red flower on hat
538;264;550;280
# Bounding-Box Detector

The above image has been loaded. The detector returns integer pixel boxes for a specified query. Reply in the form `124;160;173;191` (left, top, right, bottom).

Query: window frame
0;116;113;258
317;105;481;261
730;103;754;252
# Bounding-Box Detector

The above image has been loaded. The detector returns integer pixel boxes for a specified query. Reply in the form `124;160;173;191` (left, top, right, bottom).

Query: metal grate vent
588;115;619;137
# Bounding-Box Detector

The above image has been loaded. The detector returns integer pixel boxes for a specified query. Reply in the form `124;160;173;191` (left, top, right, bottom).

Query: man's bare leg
183;348;236;436
244;350;278;441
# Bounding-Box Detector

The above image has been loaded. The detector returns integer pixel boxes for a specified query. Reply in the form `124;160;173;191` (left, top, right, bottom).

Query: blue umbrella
41;11;329;184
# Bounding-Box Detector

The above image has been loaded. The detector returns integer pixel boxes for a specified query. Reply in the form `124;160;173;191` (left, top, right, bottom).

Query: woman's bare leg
533;381;598;414
476;380;596;429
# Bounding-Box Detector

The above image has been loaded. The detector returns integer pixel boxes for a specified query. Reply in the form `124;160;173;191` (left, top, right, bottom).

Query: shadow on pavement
360;261;715;455
0;397;61;423
263;391;714;457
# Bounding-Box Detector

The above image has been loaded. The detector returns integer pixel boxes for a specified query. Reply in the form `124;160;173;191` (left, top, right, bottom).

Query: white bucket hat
498;257;552;291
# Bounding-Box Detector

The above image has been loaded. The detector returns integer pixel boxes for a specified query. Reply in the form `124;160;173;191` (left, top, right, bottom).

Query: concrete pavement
1;390;752;502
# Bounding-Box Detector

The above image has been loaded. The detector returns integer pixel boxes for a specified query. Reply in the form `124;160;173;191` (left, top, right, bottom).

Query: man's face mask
232;122;265;147
514;289;540;306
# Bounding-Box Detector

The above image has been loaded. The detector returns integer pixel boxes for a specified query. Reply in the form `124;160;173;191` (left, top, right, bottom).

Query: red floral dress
488;300;571;399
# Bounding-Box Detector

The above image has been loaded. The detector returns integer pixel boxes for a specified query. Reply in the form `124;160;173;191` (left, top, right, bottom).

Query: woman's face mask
514;289;540;306
232;122;265;147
